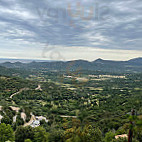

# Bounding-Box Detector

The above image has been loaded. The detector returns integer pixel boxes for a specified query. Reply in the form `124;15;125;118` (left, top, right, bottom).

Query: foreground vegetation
0;69;142;141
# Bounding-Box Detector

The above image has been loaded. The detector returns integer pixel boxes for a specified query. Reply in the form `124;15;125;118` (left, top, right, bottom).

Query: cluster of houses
0;106;48;128
0;105;128;140
30;116;48;128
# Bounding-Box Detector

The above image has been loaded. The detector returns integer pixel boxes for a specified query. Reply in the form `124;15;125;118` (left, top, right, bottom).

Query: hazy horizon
0;56;141;63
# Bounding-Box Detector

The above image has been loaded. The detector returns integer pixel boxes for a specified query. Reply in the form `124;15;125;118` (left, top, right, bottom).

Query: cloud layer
0;0;142;60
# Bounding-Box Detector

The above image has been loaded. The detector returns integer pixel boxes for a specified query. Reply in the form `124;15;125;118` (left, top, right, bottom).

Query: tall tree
15;126;34;142
0;123;15;142
33;127;49;142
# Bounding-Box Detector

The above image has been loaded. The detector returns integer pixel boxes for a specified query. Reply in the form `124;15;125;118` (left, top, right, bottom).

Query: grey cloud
0;0;142;57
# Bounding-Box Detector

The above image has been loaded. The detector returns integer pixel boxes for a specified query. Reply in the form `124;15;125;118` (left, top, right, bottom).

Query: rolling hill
0;57;142;73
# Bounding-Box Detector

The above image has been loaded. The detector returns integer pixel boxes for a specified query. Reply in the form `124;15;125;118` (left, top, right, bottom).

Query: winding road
10;88;29;99
10;84;42;99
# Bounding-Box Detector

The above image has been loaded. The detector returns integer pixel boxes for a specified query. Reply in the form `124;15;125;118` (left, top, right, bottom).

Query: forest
0;68;142;142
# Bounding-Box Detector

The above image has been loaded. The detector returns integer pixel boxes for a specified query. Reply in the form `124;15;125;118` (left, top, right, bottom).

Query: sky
0;0;142;61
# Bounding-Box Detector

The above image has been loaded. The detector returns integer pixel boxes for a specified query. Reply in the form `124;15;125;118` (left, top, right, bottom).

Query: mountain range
0;57;142;73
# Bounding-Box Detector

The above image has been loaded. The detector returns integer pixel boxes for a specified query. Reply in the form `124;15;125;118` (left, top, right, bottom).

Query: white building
30;120;40;128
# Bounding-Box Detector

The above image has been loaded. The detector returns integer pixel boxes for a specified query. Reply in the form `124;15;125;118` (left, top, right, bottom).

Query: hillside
0;70;142;141
1;57;142;73
0;65;36;78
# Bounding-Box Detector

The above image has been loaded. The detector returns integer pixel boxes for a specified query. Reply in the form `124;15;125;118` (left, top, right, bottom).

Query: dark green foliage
48;129;64;142
15;126;34;142
0;123;15;142
0;65;142;141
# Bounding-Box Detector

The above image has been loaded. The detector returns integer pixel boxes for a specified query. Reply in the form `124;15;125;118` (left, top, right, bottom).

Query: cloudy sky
0;0;142;61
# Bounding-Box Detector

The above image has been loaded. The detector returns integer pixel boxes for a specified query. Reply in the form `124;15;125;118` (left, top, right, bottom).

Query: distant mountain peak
0;57;142;73
128;57;142;62
96;58;103;60
15;61;22;64
94;58;104;63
